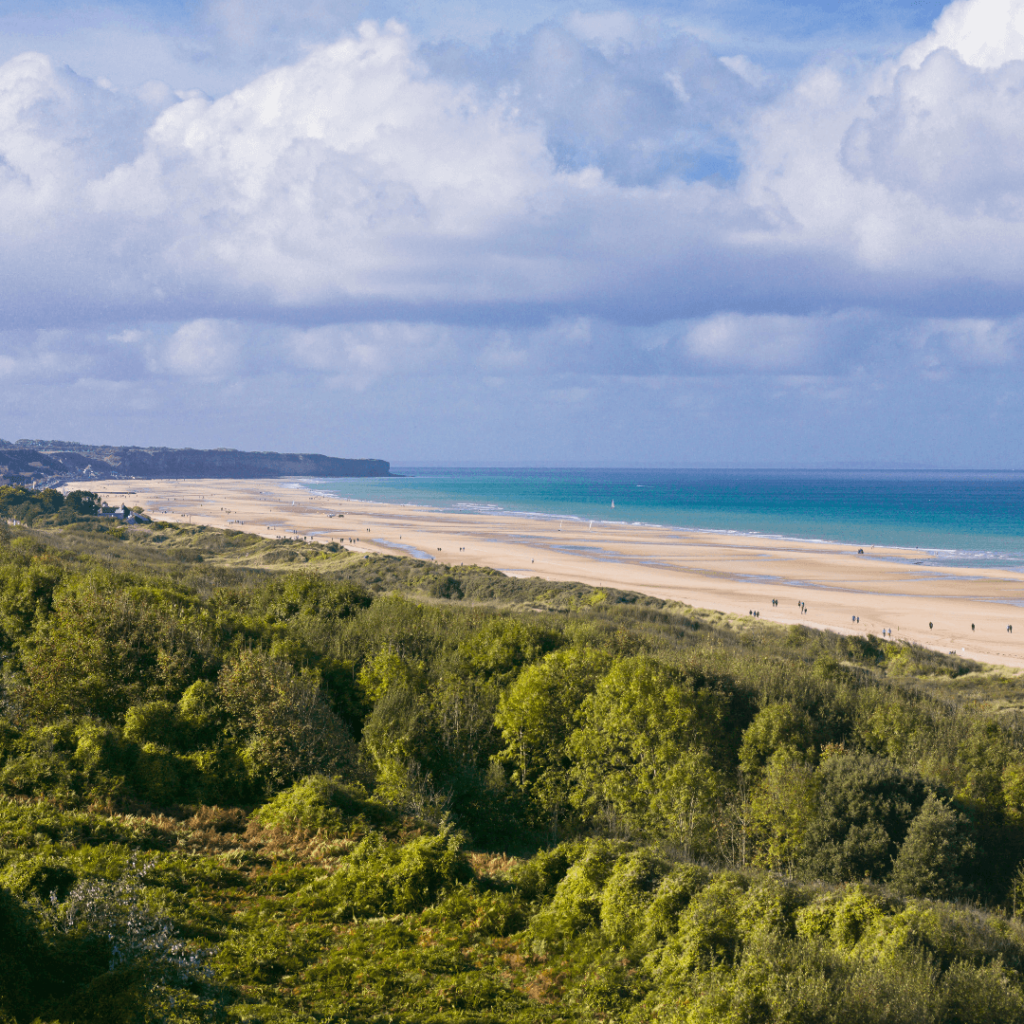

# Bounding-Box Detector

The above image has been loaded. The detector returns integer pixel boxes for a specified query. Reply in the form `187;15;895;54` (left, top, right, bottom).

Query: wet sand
78;477;1024;670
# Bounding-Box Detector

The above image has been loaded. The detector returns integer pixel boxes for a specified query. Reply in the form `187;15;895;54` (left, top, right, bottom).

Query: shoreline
299;478;1024;575
302;471;1024;572
72;477;1024;671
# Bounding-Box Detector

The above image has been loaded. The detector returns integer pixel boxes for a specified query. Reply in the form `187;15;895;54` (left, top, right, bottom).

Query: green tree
19;570;215;723
64;490;100;516
455;617;560;688
890;793;974;897
807;748;928;882
359;655;443;814
219;648;356;792
738;701;815;777
749;747;820;874
495;645;610;836
568;656;728;857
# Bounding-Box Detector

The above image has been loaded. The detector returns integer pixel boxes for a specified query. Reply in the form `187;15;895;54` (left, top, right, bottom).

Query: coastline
73;476;1024;670
306;467;1024;572
302;480;1018;574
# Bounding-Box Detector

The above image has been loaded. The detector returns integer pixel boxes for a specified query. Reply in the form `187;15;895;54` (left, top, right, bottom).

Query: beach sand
79;477;1024;670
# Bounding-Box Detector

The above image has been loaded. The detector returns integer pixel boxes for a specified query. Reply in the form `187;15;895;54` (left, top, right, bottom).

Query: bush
513;842;582;901
185;744;255;806
642;863;711;944
132;743;192;805
672;875;748;972
302;826;472;918
529;839;626;945
0;855;77;901
122;700;182;748
219;650;356;793
599;848;670;946
176;678;224;740
73;721;131;775
253;775;381;836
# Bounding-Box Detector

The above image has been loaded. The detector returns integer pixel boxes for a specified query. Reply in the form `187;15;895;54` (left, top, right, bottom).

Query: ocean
305;468;1024;572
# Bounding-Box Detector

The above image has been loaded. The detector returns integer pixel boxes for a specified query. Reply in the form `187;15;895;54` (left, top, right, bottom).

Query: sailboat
611;499;615;509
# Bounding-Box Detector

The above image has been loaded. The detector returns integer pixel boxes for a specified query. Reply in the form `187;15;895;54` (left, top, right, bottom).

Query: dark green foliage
0;486;84;524
808;749;929;881
891;793;976;897
218;648;357;793
0;884;50;1021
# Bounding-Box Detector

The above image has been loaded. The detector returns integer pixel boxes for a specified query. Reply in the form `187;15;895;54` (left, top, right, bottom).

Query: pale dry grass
467;850;523;880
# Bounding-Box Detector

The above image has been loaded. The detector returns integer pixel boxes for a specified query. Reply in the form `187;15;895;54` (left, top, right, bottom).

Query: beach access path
76;477;1024;670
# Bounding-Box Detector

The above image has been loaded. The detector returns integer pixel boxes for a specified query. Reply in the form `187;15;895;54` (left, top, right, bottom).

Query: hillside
0;439;390;487
3;507;1024;1022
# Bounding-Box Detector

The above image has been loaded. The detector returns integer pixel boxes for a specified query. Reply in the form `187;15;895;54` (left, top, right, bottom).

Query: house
97;502;150;524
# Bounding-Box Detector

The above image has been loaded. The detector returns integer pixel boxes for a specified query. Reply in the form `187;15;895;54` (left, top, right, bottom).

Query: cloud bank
1;0;1023;465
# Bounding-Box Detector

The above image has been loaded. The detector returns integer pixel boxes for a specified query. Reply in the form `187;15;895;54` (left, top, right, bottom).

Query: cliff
0;440;390;486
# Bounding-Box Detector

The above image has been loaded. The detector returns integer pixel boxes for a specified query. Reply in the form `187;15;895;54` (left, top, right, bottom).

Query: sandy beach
77;477;1024;670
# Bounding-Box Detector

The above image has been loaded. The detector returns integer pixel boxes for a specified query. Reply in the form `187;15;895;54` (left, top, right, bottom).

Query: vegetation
3;507;1024;1021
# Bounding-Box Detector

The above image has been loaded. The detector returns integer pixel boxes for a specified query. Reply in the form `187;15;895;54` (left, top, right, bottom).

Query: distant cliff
0;440;390;486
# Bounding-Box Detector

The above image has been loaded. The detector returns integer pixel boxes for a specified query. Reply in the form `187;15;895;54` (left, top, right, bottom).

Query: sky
1;0;1024;467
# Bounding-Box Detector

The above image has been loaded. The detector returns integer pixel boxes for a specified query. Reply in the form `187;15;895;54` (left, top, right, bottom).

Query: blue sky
1;0;1023;467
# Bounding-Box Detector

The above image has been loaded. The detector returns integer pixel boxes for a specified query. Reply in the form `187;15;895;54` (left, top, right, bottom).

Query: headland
0;440;390;487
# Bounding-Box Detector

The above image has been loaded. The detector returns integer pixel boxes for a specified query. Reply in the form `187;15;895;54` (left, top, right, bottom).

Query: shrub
672;875;748;972
51;853;215;1020
132;743;192;805
529;839;626;945
122;701;182;748
599;848;670;946
302;826;472;918
185;744;255;806
513;842;582;901
176;678;225;739
0;855;77;901
253;775;379;836
73;721;124;772
642;863;711;944
219;650;356;793
739;701;816;777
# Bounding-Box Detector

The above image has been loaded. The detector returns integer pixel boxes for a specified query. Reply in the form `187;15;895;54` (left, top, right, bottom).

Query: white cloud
720;54;769;89
901;0;1024;69
735;2;1024;291
843;47;1024;218
913;316;1023;367
161;319;240;376
288;321;458;389
684;313;827;370
0;2;1022;387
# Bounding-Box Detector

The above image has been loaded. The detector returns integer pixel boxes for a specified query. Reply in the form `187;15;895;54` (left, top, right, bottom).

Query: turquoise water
304;468;1024;571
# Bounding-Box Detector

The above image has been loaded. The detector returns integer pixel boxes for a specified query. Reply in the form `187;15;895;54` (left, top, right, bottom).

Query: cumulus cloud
287;321;459;389
160;319;241;377
2;16;803;333
683;313;839;371
901;0;1024;68
843;48;1024;218
2;0;1024;462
